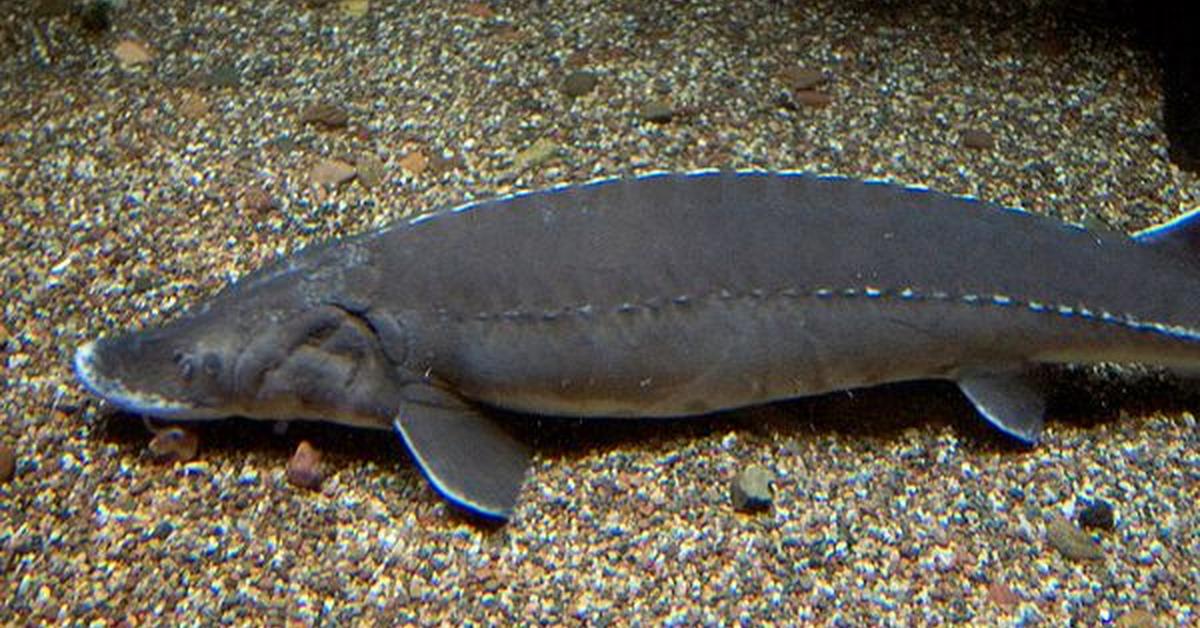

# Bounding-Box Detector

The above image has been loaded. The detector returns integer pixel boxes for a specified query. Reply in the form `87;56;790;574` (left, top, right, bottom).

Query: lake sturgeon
74;171;1200;520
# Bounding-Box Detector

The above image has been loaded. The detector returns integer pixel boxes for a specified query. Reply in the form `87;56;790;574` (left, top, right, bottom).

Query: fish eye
174;351;194;380
201;352;222;378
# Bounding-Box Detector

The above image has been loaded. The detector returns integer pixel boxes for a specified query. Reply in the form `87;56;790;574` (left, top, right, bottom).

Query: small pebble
311;159;357;186
239;186;276;214
0;321;10;350
299;101;350;129
792;90;832;107
398;151;429;176
33;0;73;18
513;138;559;171
147;427;199;464
113;40;153;67
340;0;369;17
200;63;241;88
177;90;209;119
986;582;1020;609
427;150;464;175
562;70;598;97
639;100;674;123
0;443;15;483
1115;609;1158;628
1046;517;1104;561
462;2;495;18
780;66;825;90
1077;499;1116;531
961;128;995;150
79;0;113;31
731;464;774;512
286;441;324;490
356;154;386;187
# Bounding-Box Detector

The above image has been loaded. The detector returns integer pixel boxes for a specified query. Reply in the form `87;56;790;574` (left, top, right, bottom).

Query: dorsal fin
1133;207;1200;267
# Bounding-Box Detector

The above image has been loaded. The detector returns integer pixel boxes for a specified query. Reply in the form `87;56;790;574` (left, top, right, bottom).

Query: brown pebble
398;151;428;176
300;101;350;129
961;128;995;150
113;40;153;66
639;100;674;123
0;443;15;483
287;441;324;490
1115;609;1158;628
562;70;598;97
780;66;825;90
0;321;10;350
177;90;209;119
1046;517;1104;561
986;582;1020;609
147;427;199;464
462;2;495;18
792;90;832;107
311;159;357;186
239;187;276;214
427;151;464;175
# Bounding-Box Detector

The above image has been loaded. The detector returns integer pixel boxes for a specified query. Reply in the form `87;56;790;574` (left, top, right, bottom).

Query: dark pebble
1046;517;1104;561
147;427;199;463
562;70;598;97
961;128;995;150
792;90;832;107
780;66;825;90
300;101;350;128
1077;499;1116;531
639;99;674;123
33;0;73;18
731;464;774;512
287;440;324;490
79;0;114;32
201;64;241;89
0;443;15;483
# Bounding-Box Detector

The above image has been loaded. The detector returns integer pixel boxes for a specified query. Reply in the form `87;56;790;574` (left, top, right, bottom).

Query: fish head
74;299;268;421
75;283;405;428
74;307;246;420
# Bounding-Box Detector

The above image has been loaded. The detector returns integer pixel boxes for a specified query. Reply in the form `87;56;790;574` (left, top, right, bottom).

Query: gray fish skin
74;171;1200;520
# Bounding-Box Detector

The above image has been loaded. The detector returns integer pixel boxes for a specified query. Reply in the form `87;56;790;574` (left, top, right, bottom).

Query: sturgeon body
74;171;1200;519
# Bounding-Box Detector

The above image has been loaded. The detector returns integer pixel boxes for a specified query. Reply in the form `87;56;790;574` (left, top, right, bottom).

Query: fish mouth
73;340;224;420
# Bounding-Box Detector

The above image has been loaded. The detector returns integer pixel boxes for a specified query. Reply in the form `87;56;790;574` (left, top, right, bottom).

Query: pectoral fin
393;384;531;520
957;370;1045;444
